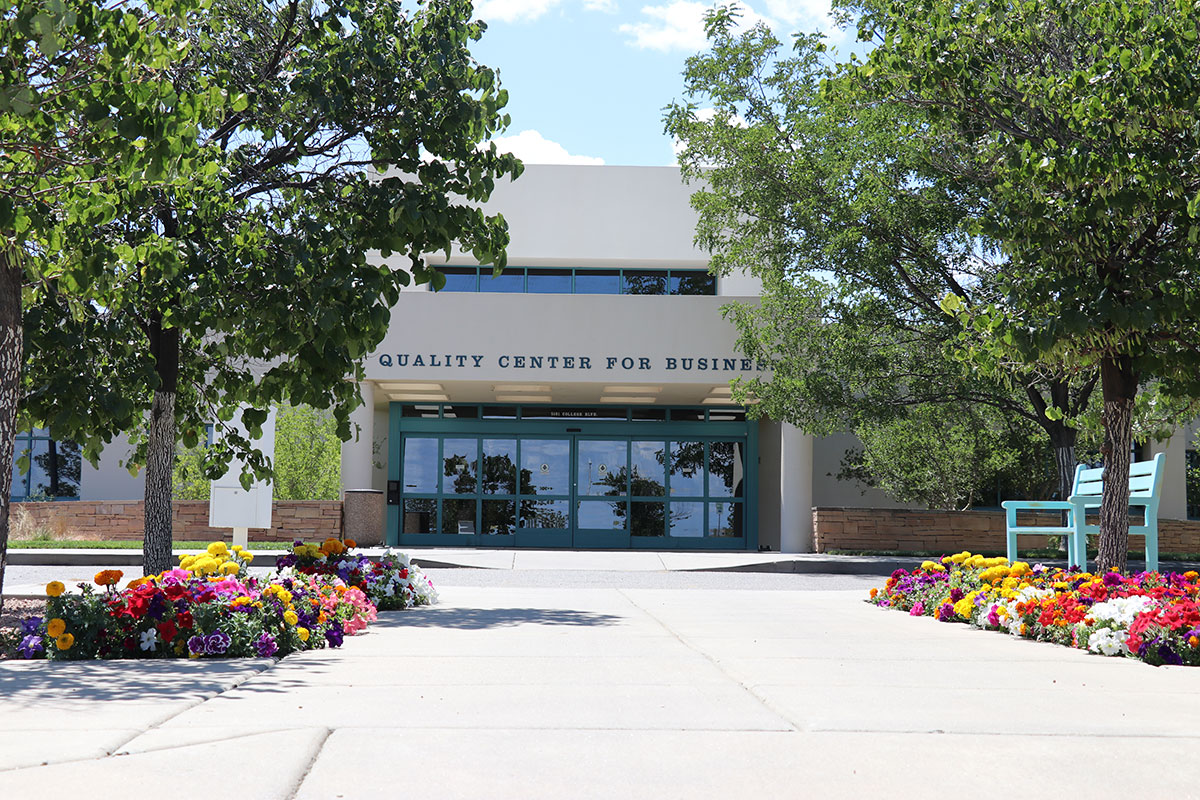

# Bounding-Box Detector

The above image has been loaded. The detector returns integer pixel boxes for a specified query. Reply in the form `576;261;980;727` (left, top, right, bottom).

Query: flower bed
7;539;437;661
870;552;1200;666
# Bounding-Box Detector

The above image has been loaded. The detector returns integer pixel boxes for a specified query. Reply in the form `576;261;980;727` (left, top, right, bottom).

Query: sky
470;0;853;166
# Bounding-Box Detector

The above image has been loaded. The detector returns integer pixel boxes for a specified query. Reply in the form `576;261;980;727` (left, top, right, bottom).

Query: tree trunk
0;248;22;614
1048;422;1077;554
143;319;179;576
1097;355;1137;573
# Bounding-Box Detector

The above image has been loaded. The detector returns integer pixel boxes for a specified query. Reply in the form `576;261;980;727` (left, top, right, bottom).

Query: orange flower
47;618;66;638
126;577;150;590
344;538;357;549
45;581;65;597
869;588;878;599
55;633;75;650
94;569;124;586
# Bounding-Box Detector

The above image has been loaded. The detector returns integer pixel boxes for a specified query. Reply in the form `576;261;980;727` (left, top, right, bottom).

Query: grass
8;540;296;550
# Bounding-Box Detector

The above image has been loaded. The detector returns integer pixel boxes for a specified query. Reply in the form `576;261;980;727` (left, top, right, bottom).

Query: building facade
24;164;1198;551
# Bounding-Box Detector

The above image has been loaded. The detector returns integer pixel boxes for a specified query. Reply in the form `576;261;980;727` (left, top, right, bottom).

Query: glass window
669;441;706;496
671;272;716;295
442;438;478;494
622;271;668;295
631;441;666;497
11;430;80;501
402;499;436;533
708;441;744;498
401;404;441;418
669;409;706;421
438;266;478;292
480;269;525;293
526;268;573;293
708;502;742;537
573;270;621;294
707;409;746;422
520;499;569;529
401;437;439;493
482;406;518;419
481;439;517;495
442;405;478;419
631;408;667;421
669;502;704;537
577;439;628;496
482;500;516;535
578;500;627;530
631;501;665;537
520;406;627;420
441;499;476;534
520;438;570;495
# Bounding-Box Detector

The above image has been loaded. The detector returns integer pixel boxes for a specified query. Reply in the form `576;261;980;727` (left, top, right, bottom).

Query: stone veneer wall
12;500;342;543
813;507;1200;555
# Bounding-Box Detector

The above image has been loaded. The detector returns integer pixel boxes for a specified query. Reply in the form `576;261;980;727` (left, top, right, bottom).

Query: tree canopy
21;0;522;573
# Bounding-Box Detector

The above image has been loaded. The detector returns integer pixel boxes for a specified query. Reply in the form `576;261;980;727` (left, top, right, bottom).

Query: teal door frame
387;404;758;550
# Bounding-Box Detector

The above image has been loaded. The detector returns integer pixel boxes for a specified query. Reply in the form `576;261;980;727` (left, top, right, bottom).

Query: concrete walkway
2;583;1198;798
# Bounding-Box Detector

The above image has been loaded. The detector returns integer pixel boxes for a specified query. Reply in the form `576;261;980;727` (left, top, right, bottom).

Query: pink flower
909;601;925;616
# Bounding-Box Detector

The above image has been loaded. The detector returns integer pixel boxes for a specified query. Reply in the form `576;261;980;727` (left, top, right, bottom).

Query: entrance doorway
389;407;752;549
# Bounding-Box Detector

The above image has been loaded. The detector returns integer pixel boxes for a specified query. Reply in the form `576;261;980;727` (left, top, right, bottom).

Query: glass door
574;438;632;548
515;436;573;547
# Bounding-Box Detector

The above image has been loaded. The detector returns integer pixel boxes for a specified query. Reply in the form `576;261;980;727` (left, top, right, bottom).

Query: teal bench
1002;453;1165;572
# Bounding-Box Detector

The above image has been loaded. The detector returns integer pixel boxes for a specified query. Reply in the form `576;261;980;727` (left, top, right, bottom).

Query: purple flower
950;588;964;602
187;635;206;655
204;631;232;655
254;633;278;658
1158;643;1184;666
890;569;908;581
20;616;43;636
325;624;344;648
1103;571;1122;587
937;603;955;622
17;634;43;659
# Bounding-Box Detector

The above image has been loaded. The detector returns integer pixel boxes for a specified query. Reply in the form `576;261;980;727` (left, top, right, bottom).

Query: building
19;165;1200;551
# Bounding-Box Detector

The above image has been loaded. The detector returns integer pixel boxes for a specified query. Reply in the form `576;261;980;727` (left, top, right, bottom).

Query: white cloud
618;1;771;52
475;0;562;23
490;130;606;165
583;0;619;11
761;0;832;27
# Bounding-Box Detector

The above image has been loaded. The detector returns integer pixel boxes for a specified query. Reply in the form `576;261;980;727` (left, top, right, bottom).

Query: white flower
1088;627;1129;656
139;628;158;652
1089;595;1157;627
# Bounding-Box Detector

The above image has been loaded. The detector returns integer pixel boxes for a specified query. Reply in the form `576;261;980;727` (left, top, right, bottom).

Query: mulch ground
0;598;47;660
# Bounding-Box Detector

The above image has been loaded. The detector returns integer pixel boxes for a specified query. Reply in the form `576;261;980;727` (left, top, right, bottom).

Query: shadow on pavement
0;660;267;704
371;607;624;630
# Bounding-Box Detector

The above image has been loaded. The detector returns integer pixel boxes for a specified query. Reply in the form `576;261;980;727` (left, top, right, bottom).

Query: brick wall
813;507;1200;555
11;500;343;543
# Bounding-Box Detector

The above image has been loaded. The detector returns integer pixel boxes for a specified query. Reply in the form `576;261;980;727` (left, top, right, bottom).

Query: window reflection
708;441;744;498
438;267;477;292
622;271;668;295
669;441;706;496
441;499;476;535
442;438;477;494
480;270;524;293
669;502;704;537
483;500;516;535
708;502;743;537
578;500;626;530
520;499;569;528
671;272;716;295
632;502;665;537
578;439;627;496
631;441;666;497
481;439;517;495
526;268;572;293
520;439;570;495
403;499;436;533
402;438;439;493
573;270;620;294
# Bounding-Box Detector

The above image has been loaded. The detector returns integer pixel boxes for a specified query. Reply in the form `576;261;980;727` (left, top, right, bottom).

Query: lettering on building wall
376;354;767;372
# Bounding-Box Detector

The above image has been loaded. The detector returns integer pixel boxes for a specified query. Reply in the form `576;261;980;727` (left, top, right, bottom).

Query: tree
272;403;340;500
664;12;1098;511
23;0;522;573
855;0;1200;571
0;0;214;605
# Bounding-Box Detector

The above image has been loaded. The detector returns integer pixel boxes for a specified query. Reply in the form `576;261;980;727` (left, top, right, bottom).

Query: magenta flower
909;602;925;616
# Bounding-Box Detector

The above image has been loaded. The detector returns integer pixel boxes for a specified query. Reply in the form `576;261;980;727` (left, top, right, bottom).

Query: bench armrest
1002;500;1075;511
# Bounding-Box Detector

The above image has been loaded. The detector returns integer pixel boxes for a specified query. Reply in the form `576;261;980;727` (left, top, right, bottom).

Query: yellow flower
207;541;229;557
230;596;251;607
47;618;66;637
242;553;254;564
232;544;243;553
284;610;299;626
45;581;65;597
220;561;240;575
56;633;75;650
297;627;310;642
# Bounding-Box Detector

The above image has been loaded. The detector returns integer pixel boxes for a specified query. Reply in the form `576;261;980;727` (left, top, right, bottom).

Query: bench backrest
1072;452;1165;499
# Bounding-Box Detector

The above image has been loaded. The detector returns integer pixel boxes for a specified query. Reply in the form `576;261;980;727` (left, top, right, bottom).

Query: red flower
176;611;194;630
157;620;178;641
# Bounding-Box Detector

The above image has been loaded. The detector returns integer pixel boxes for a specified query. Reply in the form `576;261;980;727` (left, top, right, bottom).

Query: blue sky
471;0;851;166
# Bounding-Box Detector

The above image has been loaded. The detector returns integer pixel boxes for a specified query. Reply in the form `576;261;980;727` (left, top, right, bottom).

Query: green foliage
272;403;340;501
665;6;1096;501
838;404;1049;511
173;441;211;501
21;0;522;486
